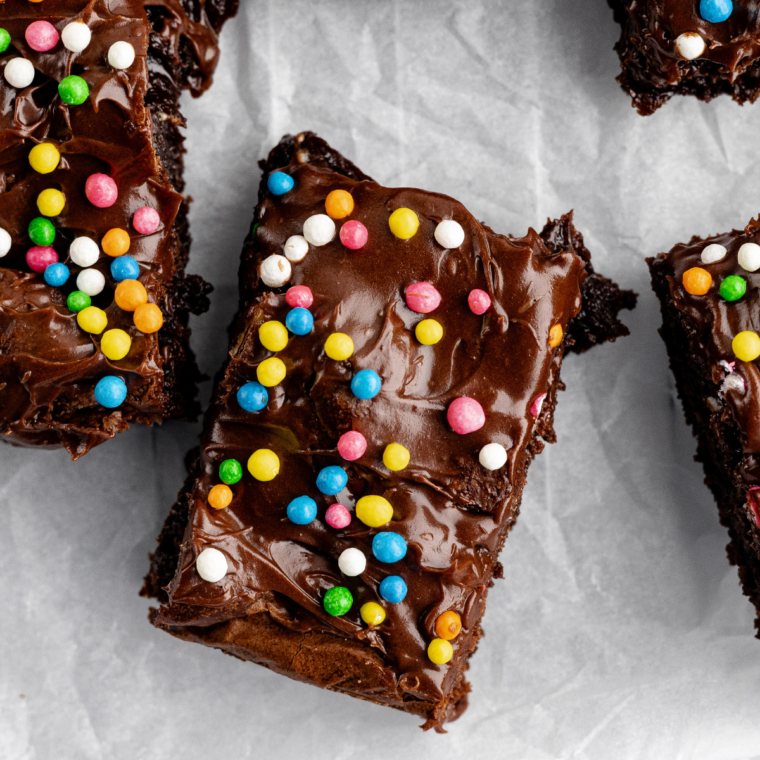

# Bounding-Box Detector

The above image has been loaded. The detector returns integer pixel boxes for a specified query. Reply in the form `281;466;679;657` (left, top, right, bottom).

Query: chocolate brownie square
144;132;636;730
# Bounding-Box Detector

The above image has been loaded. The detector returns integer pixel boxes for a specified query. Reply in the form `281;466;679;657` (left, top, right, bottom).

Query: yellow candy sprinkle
259;320;288;352
29;143;60;174
247;448;280;481
732;331;760;362
356;495;393;528
428;638;454;665
257;357;286;387
324;332;354;361
360;602;386;626
37;188;65;217
549;324;563;348
383;443;410;472
76;305;107;334
208;484;233;510
100;328;131;360
388;207;419;240
415;319;443;346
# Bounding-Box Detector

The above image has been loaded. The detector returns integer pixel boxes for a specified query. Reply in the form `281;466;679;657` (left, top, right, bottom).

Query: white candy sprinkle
434;219;465;249
302;214;335;247
479;443;507;471
69;237;100;268
338;547;366;577
675;32;705;60
196;547;228;582
259;254;291;287
0;227;11;258
108;41;136;70
61;22;92;53
701;243;727;265
76;268;105;296
738;242;760;272
283;234;309;262
721;373;746;395
4;58;35;89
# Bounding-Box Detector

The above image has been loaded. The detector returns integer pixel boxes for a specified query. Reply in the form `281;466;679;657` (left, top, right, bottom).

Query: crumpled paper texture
2;1;760;757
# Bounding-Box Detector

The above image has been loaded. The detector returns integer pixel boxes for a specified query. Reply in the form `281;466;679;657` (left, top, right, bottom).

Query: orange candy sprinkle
208;484;233;510
102;227;130;257
133;302;163;333
325;189;354;220
114;279;148;312
682;267;712;296
434;611;462;641
549;324;563;348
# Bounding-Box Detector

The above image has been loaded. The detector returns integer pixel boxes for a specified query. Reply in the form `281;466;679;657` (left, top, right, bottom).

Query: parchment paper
3;1;760;758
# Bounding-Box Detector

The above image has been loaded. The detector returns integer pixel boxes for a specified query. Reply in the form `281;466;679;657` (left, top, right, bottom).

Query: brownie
649;218;760;636
608;0;760;115
0;0;237;458
143;132;636;731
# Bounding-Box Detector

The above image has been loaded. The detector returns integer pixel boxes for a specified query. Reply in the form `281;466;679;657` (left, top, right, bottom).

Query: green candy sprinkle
0;29;11;55
28;217;55;247
66;291;91;312
720;275;747;302
58;75;89;106
219;458;243;485
323;586;353;617
251;222;259;238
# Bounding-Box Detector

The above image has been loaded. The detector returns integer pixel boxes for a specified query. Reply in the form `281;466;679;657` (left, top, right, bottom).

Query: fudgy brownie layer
608;0;760;115
144;133;636;730
0;1;236;457
649;254;760;634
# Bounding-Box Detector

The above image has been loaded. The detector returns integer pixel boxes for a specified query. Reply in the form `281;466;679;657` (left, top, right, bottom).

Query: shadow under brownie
0;0;237;458
143;132;636;730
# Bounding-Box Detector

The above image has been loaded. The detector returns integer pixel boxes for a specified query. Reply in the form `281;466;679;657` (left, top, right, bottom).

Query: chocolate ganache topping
159;134;589;710
659;217;760;476
0;0;235;457
610;0;760;113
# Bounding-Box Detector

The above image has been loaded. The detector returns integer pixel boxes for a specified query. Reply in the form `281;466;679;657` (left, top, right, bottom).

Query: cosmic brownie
143;132;636;730
0;0;237;457
608;0;760;115
649;218;760;636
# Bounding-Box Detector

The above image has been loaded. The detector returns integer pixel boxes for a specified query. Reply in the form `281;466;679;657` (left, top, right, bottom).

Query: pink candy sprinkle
26;21;59;52
405;281;441;314
468;289;491;315
340;220;368;250
26;245;58;273
85;173;118;208
286;285;313;309
325;503;352;529
749;488;760;527
132;206;160;235
337;430;367;461
530;393;547;418
447;397;485;435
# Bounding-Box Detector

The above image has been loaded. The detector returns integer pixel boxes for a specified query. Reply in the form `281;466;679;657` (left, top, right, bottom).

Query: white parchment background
3;1;760;758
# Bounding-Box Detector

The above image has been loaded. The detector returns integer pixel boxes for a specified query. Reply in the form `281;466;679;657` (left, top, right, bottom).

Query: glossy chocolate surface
0;0;234;456
164;135;589;710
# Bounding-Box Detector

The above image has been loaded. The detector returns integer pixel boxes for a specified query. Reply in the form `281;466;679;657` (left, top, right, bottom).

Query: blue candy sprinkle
287;495;318;525
351;369;382;400
44;262;70;287
267;171;294;196
285;307;314;336
316;465;348;496
372;532;407;564
379;575;407;604
94;375;127;408
237;381;268;412
700;0;732;23
110;255;140;282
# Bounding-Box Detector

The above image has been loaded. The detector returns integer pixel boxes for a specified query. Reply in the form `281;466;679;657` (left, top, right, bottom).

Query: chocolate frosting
0;0;234;456
610;0;760;113
657;217;760;480
162;134;589;711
